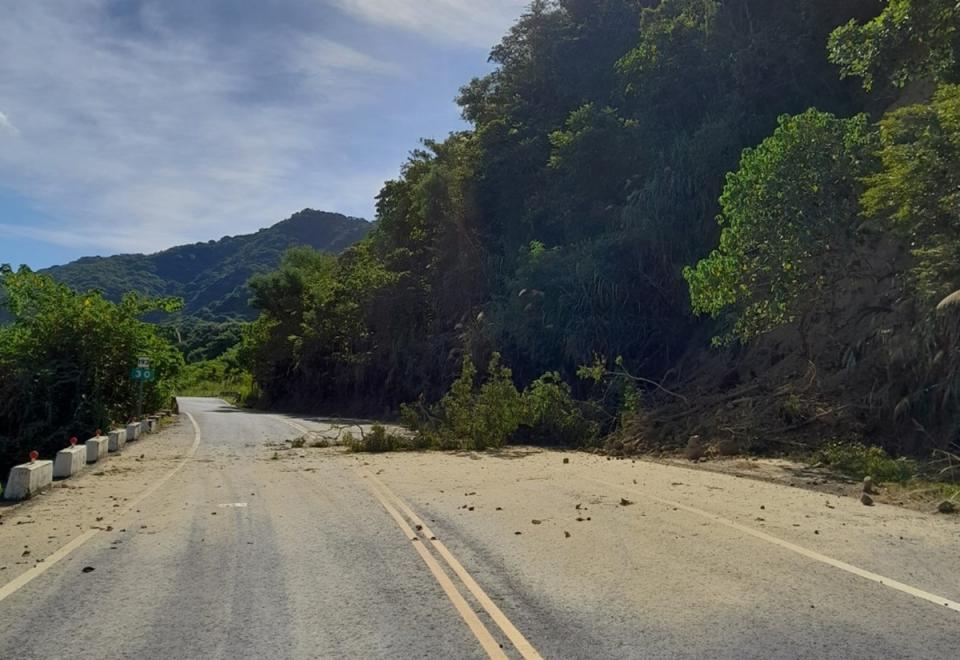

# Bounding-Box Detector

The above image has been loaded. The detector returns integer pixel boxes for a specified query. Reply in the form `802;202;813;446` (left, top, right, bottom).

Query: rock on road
0;397;957;659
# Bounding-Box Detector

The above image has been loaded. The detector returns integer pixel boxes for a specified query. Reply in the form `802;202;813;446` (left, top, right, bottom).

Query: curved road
0;397;957;658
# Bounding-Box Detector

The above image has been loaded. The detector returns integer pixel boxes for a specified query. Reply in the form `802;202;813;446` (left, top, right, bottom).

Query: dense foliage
14;210;372;365
685;110;877;342
399;354;600;451
245;0;960;457
247;0;870;404
175;346;255;405
829;0;960;92
0;267;183;477
41;210;369;322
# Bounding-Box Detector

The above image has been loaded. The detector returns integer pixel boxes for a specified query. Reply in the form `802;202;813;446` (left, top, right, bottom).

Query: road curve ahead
0;397;957;659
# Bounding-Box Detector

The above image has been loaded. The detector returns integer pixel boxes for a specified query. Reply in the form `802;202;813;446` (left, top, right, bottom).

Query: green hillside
43;209;370;321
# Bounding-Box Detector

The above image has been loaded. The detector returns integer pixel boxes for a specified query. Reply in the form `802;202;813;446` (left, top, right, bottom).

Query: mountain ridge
41;209;371;321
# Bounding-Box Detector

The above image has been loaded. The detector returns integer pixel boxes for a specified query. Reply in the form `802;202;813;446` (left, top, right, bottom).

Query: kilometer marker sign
130;367;154;381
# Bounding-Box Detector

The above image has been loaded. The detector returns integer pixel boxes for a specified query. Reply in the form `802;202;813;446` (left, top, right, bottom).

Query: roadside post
131;357;155;419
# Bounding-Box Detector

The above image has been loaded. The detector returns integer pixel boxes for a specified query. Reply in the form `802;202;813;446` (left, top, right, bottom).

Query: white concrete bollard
146;419;157;433
126;422;140;442
86;436;109;463
108;429;126;452
4;460;54;500
53;445;86;478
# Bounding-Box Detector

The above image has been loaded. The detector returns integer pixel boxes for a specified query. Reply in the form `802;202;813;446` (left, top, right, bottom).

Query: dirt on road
0;417;196;583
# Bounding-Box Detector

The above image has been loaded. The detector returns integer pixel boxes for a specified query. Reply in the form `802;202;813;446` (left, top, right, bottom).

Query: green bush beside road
0;266;183;479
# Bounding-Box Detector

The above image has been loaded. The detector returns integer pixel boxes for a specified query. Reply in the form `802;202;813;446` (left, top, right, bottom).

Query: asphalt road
0;397;957;659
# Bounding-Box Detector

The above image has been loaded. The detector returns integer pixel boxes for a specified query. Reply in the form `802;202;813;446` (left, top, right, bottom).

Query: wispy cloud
0;1;524;261
0;111;18;136
331;0;527;47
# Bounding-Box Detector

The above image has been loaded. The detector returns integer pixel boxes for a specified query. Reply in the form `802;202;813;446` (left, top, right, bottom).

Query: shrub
403;355;601;450
815;441;918;483
440;354;525;450
346;424;411;453
0;267;183;477
523;372;600;446
472;354;525;450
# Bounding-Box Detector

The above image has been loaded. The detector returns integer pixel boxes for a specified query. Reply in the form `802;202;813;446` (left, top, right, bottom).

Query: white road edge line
583;475;960;614
0;412;202;604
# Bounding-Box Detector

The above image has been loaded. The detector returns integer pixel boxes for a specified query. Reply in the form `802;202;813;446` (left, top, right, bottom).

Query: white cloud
0;1;402;255
0;0;521;261
0;111;18;135
293;35;402;77
332;0;527;47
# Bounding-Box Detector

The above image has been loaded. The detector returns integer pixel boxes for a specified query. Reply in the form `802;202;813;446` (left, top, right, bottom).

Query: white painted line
0;412;202;604
218;502;248;508
583;476;960;614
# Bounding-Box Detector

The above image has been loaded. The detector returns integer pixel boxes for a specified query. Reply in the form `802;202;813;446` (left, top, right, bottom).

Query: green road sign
130;368;155;381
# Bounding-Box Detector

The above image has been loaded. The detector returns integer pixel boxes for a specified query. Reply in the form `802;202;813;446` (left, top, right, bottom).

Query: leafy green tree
861;84;960;301
685;110;877;342
523;372;600;445
830;0;960;91
0;267;182;475
416;354;525;450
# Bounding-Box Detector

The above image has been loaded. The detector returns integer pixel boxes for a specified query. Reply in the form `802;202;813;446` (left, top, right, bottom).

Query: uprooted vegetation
399;355;601;452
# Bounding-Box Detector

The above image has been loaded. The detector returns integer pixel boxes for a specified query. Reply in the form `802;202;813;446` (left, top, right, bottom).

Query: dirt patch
0;416;195;584
645;453;956;514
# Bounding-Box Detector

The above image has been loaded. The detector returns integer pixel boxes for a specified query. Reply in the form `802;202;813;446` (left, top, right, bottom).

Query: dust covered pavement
0;417;197;583
333;447;960;658
1;399;957;659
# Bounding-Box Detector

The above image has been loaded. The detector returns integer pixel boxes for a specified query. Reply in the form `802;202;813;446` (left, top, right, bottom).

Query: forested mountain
245;0;960;458
42;209;370;321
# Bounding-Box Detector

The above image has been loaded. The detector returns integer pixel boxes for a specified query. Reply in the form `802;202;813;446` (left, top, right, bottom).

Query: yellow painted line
360;475;509;660
368;472;544;660
0;412;202;604
275;416;311;435
582;475;960;614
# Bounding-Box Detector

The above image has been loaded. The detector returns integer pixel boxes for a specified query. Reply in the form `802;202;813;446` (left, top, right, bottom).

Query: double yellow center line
362;471;544;660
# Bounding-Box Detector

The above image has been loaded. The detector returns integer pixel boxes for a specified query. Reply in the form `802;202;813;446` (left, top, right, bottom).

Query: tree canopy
0;267;183;475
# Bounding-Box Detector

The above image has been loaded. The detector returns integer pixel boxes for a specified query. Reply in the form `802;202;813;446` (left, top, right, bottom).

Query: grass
813;441;918;483
175;374;257;406
813;440;959;507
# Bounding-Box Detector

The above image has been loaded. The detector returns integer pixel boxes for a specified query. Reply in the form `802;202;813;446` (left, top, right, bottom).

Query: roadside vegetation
174;346;258;406
0;267;182;476
4;1;960;504
239;0;960;484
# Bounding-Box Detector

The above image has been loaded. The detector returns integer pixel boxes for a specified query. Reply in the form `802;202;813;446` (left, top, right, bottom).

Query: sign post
132;357;153;419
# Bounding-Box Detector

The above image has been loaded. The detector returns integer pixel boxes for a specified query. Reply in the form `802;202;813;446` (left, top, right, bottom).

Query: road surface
0;397;957;659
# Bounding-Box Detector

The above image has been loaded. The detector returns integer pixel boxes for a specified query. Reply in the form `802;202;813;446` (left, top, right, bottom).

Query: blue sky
0;0;528;269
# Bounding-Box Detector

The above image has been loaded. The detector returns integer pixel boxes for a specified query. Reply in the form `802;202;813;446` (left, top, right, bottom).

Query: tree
685;110;877;342
830;0;960;91
0;267;182;475
861;84;960;301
